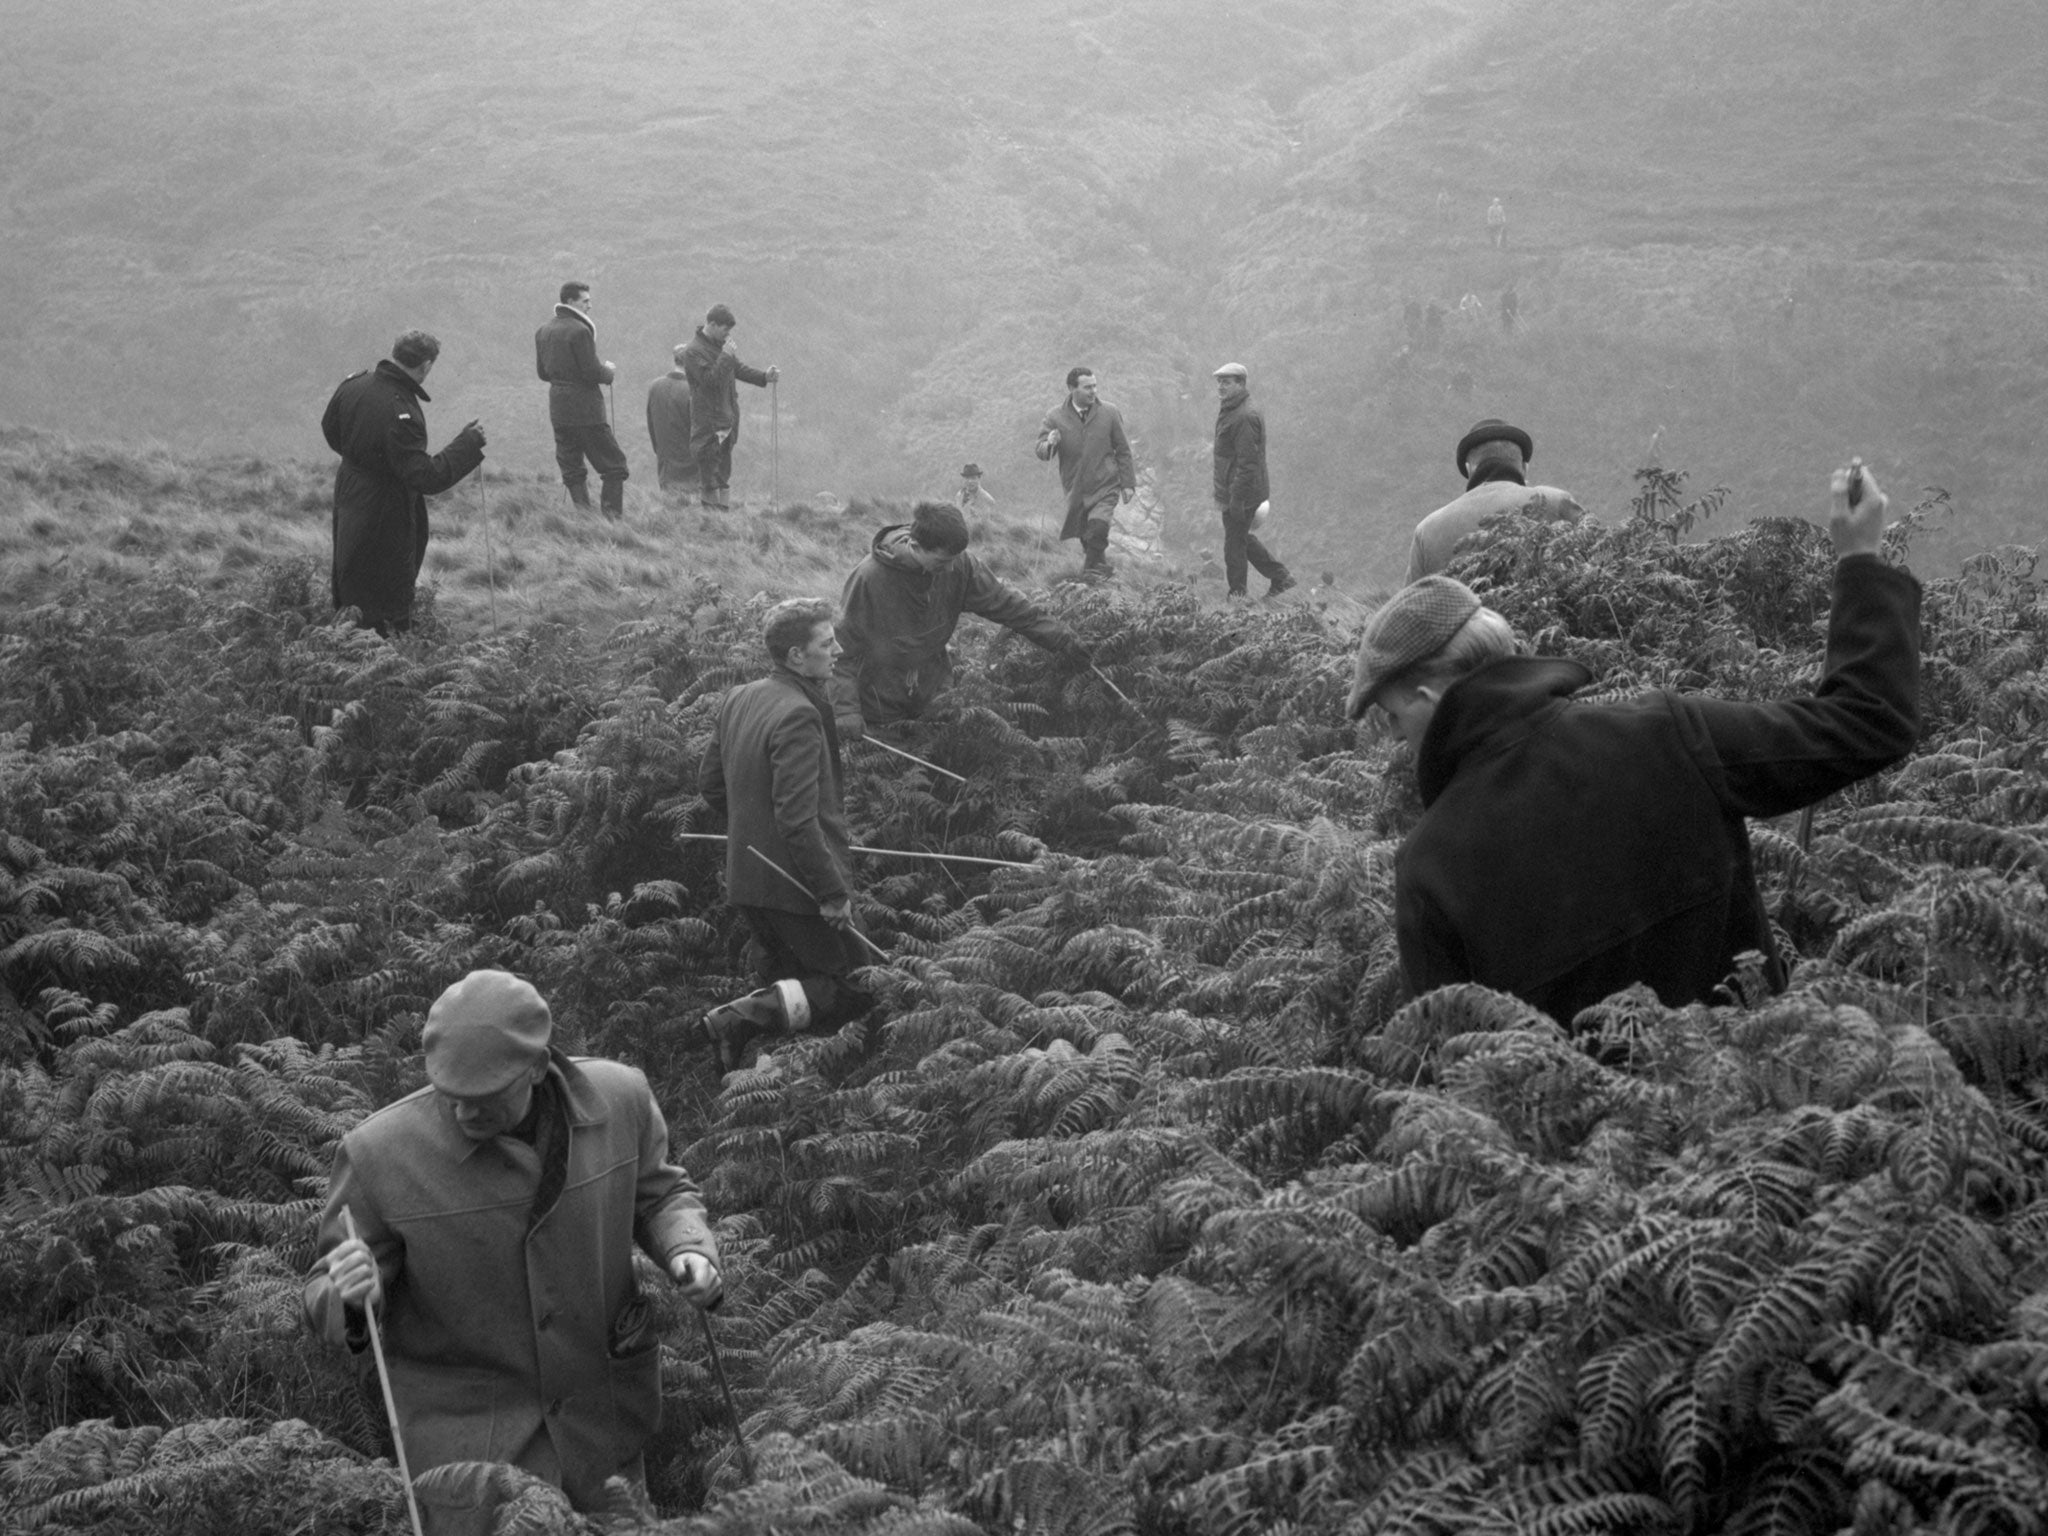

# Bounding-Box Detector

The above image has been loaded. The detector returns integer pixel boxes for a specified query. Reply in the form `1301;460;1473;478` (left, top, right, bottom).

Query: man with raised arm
832;499;1089;735
322;329;485;636
535;281;628;519
680;303;778;510
1349;460;1920;1025
699;598;871;1068
1405;418;1585;583
304;970;720;1530
1035;365;1136;578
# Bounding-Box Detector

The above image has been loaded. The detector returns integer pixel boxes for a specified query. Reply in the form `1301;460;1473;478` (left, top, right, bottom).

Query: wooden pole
675;832;1032;870
699;1310;755;1484
862;736;968;784
477;463;499;634
342;1208;427;1536
746;847;892;961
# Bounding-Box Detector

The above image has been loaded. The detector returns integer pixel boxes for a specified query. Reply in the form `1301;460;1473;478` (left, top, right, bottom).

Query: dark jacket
680;328;771;453
534;306;615;428
1035;396;1135;540
1396;554;1921;1023
831;525;1075;727
700;669;852;912
1213;397;1269;516
303;1054;716;1511
321;360;484;620
645;370;695;489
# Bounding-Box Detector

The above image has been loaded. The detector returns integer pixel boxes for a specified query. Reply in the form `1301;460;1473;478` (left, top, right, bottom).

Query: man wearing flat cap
1211;362;1296;600
305;970;720;1529
681;303;779;510
1350;460;1920;1026
1404;418;1586;583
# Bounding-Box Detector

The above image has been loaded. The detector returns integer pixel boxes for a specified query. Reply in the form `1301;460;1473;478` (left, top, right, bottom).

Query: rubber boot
600;477;625;521
703;978;809;1070
567;482;593;512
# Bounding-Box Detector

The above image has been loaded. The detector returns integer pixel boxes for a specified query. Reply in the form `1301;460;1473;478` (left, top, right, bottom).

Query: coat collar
1417;655;1593;805
442;1051;610;1162
374;358;430;403
869;524;927;576
1464;462;1527;493
554;303;596;337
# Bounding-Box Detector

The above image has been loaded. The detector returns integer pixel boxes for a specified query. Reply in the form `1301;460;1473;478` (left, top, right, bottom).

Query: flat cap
1347;575;1482;718
424;970;553;1095
705;303;737;326
1212;361;1248;379
1455;418;1534;474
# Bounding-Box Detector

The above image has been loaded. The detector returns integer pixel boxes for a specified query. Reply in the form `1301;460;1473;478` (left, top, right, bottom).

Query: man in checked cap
305;970;720;1529
1350;461;1921;1027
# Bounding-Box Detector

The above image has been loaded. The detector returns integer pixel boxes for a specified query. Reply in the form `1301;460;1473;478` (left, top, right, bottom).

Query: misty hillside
3;0;2042;581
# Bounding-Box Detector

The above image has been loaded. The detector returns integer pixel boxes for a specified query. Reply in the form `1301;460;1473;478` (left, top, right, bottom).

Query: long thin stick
477;462;499;634
342;1208;426;1536
747;847;892;961
862;735;967;784
769;378;779;512
699;1310;755;1484
675;832;1030;870
1088;663;1144;714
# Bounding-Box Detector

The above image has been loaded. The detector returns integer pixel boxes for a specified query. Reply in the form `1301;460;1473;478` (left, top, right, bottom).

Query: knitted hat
1346;575;1483;718
424;970;553;1095
1455;418;1534;474
705;303;737;327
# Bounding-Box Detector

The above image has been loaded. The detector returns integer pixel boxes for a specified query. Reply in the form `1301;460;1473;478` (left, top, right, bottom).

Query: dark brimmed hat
424;970;553;1095
1346;575;1483;718
705;303;737;326
1455;418;1534;474
960;463;983;478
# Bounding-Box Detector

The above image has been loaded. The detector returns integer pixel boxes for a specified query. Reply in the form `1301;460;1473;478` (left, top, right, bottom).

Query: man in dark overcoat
699;597;869;1067
831;499;1087;733
1034;365;1135;577
644;343;695;497
321;330;485;635
680;304;778;510
1210;362;1295;600
534;281;628;518
1348;460;1920;1026
305;969;721;1532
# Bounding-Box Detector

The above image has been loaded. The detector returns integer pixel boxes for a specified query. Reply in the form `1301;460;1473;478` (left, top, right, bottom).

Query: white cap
1213;362;1248;379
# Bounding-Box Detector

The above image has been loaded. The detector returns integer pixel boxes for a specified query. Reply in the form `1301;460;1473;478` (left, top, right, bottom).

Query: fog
3;0;2044;578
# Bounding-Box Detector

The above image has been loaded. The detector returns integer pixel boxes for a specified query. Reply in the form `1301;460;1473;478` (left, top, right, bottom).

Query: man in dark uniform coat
535;281;627;518
698;598;869;1068
321;330;485;636
644;344;695;497
1211;361;1295;600
680;303;778;510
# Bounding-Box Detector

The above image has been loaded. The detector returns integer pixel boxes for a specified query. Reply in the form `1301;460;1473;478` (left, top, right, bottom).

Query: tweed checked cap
1347;575;1483;718
424;970;553;1095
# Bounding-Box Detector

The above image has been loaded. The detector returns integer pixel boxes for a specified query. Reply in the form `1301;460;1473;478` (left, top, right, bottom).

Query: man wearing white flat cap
1212;362;1295;600
304;969;720;1528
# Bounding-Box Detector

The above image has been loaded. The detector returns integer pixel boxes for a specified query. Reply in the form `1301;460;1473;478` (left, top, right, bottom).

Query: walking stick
698;1309;755;1484
1088;663;1144;715
674;832;1031;870
342;1209;427;1536
769;378;780;512
862;735;967;785
477;462;499;634
746;847;892;962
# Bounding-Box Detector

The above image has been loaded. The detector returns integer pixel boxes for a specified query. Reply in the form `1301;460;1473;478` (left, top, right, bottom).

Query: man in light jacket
1035;365;1135;578
645;344;695;497
1405;418;1585;583
534;281;628;518
305;970;721;1531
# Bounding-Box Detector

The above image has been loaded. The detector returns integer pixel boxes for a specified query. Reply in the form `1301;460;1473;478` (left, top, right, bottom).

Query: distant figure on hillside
956;463;997;511
1405;418;1586;583
645;344;695;497
1435;190;1451;224
1500;285;1520;332
1211;362;1295;600
1458;292;1485;321
321;330;485;637
1035;365;1136;578
303;969;721;1527
699;598;871;1068
1349;460;1920;1025
1487;197;1507;248
535;282;627;520
831;499;1088;734
681;304;778;511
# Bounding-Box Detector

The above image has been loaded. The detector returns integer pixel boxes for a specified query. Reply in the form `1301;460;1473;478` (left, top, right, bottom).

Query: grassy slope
2;0;2042;584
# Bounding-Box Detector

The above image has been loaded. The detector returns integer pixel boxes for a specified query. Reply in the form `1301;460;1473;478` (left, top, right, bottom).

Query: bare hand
820;894;854;929
325;1236;381;1309
1830;457;1887;558
1121;487;1135;504
766;366;780;383
669;1252;723;1308
722;338;739;358
1044;428;1060;448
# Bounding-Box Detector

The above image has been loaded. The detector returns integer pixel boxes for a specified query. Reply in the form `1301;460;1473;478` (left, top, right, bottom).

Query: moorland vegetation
2;428;2047;1534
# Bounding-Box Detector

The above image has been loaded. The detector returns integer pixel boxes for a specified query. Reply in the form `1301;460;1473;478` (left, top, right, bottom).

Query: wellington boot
600;479;625;521
567;482;593;512
703;979;810;1070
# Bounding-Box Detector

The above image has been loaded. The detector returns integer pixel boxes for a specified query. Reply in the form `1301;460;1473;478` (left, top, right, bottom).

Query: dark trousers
739;906;871;1028
1221;507;1290;593
553;424;628;498
695;430;738;503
